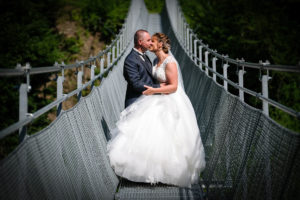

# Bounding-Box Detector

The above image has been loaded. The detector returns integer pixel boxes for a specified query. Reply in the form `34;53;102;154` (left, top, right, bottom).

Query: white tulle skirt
107;86;206;188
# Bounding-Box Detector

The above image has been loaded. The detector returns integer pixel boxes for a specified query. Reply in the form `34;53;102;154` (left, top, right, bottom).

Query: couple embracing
107;30;206;188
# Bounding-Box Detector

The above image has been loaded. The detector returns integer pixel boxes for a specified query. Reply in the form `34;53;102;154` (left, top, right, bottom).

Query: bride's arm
143;62;178;95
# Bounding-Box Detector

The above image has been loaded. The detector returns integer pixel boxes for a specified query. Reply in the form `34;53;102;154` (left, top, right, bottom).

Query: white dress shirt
133;48;146;62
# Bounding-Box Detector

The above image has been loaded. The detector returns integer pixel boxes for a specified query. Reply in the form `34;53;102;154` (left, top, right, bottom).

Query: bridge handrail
195;45;300;72
0;52;126;140
197;56;300;119
0;27;124;77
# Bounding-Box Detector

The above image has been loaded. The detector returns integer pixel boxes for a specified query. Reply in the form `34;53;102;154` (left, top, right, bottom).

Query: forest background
0;0;299;159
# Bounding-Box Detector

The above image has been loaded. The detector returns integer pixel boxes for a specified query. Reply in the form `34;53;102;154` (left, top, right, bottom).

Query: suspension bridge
0;0;299;199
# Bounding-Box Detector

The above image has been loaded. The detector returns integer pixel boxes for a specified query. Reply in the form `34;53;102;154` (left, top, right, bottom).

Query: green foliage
180;0;300;132
0;0;64;69
64;37;82;54
269;71;300;131
144;0;165;13
0;132;19;160
0;79;19;130
81;0;130;43
180;0;300;64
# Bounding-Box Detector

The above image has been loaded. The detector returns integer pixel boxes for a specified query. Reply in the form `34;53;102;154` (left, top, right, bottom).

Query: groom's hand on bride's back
160;83;167;87
143;83;168;95
143;85;155;95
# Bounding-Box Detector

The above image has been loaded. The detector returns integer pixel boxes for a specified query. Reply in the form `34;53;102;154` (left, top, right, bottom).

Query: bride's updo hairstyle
153;32;171;53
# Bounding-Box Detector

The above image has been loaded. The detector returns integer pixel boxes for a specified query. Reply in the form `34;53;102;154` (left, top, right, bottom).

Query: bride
107;32;205;188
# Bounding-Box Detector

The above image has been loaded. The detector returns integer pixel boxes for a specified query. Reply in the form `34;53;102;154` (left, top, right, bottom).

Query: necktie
142;54;151;70
142;54;147;62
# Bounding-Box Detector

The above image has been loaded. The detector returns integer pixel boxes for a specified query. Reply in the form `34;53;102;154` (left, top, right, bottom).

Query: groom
123;29;161;108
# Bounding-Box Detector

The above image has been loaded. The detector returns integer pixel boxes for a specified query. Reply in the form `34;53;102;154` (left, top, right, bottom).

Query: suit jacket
123;49;160;108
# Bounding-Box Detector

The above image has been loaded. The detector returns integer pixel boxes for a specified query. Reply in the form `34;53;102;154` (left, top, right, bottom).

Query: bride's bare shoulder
166;55;176;63
166;56;177;66
165;62;178;73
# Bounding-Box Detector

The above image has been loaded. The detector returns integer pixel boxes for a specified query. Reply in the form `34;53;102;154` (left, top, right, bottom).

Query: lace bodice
152;56;176;83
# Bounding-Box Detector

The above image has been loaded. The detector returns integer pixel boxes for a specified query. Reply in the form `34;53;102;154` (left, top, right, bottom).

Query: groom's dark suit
123;49;160;108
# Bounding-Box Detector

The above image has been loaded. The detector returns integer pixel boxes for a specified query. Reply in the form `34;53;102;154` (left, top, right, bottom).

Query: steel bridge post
91;65;96;80
239;69;245;102
181;18;184;43
183;22;185;47
184;23;187;48
262;74;270;116
193;40;198;64
56;62;64;116
124;25;127;49
107;52;111;68
238;59;246;102
91;64;96;89
186;28;190;53
223;63;229;91
261;60;271;116
100;58;105;73
77;66;83;101
117;40;120;57
199;46;203;70
189;32;193;56
205;51;209;75
57;76;63;116
112;46;116;63
120;34;123;51
212;57;218;82
125;24;128;47
18;63;31;142
19;84;28;142
124;24;127;47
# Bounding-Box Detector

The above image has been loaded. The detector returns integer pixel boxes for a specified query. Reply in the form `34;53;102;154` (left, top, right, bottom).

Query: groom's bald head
134;29;149;46
134;29;152;52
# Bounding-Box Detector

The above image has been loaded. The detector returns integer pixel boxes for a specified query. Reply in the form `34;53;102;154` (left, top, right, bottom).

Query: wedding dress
107;55;206;188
